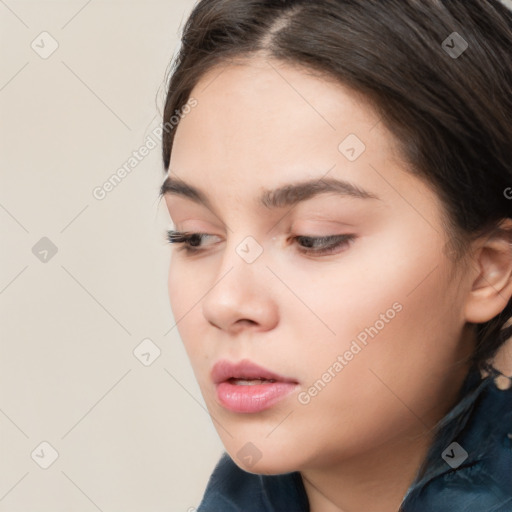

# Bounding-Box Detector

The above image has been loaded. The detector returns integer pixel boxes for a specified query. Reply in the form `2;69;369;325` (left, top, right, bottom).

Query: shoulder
196;452;309;512
402;377;512;512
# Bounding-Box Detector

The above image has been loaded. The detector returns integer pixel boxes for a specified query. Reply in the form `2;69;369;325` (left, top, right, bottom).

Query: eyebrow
159;174;381;210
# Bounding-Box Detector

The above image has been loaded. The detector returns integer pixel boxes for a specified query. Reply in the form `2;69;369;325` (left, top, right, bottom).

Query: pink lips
211;359;299;413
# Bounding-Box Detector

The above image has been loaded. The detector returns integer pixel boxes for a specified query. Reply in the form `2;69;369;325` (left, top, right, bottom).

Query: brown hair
161;0;512;370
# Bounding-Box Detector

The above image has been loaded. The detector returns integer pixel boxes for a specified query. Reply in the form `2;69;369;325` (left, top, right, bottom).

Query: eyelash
165;230;355;256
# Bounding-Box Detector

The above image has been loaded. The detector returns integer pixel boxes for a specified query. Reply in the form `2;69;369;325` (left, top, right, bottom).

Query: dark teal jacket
197;365;512;511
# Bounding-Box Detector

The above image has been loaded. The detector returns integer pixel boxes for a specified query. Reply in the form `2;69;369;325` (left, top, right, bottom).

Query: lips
212;359;299;413
211;359;298;385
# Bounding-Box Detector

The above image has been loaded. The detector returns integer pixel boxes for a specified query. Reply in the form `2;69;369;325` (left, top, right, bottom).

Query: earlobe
464;219;512;324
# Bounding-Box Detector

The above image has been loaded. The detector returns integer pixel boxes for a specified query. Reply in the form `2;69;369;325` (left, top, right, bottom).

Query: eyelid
165;229;356;257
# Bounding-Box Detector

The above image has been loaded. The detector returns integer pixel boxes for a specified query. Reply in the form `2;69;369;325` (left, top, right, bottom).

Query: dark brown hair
161;0;512;371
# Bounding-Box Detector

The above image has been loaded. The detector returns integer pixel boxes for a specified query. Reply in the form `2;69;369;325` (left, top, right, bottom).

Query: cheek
300;226;452;354
167;259;183;324
279;290;458;465
167;259;201;353
275;238;418;365
289;237;461;423
167;259;218;393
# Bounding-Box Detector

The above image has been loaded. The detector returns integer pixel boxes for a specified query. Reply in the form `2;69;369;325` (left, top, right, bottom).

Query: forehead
171;57;384;182
165;56;443;227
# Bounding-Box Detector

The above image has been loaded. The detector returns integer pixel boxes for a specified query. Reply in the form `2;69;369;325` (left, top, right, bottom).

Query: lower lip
216;380;298;413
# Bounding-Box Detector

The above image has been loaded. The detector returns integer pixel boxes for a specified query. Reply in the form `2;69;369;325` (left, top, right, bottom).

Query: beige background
2;1;512;511
0;1;224;511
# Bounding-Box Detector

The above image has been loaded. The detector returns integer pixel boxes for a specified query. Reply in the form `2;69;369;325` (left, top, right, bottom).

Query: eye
165;230;220;254
294;234;355;256
165;230;355;257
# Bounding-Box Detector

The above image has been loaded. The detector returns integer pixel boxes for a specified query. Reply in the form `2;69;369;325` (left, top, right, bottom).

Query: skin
162;55;512;512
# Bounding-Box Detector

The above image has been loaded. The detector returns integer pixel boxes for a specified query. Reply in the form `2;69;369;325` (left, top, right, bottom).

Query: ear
464;218;512;324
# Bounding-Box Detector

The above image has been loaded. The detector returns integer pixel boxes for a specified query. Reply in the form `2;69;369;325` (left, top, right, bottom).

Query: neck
301;365;472;512
301;428;432;512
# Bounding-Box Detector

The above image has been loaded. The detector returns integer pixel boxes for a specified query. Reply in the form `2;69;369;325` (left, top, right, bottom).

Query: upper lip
211;359;298;384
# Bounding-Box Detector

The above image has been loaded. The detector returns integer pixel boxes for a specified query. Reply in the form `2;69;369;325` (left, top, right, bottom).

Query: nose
201;237;279;335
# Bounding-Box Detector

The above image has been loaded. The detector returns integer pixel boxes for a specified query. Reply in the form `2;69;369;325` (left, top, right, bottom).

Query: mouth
211;359;299;413
226;377;277;385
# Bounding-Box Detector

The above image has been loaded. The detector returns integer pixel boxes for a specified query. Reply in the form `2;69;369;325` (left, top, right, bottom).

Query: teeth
230;378;276;385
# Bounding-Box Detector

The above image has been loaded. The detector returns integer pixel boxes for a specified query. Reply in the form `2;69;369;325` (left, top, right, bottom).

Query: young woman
159;1;512;510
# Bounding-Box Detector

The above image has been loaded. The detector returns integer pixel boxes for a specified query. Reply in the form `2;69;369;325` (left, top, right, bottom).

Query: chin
235;457;296;475
225;442;302;475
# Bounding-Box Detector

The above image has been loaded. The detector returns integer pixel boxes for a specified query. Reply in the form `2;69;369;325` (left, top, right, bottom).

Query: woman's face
163;56;476;474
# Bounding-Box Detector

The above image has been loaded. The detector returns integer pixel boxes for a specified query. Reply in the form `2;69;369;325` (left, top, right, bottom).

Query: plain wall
2;0;512;511
0;1;224;511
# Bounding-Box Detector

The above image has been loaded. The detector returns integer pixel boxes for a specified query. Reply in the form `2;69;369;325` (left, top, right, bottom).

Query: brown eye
294;234;355;256
166;231;220;254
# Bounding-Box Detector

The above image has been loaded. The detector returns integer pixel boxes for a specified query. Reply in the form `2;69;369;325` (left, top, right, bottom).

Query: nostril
236;319;258;326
